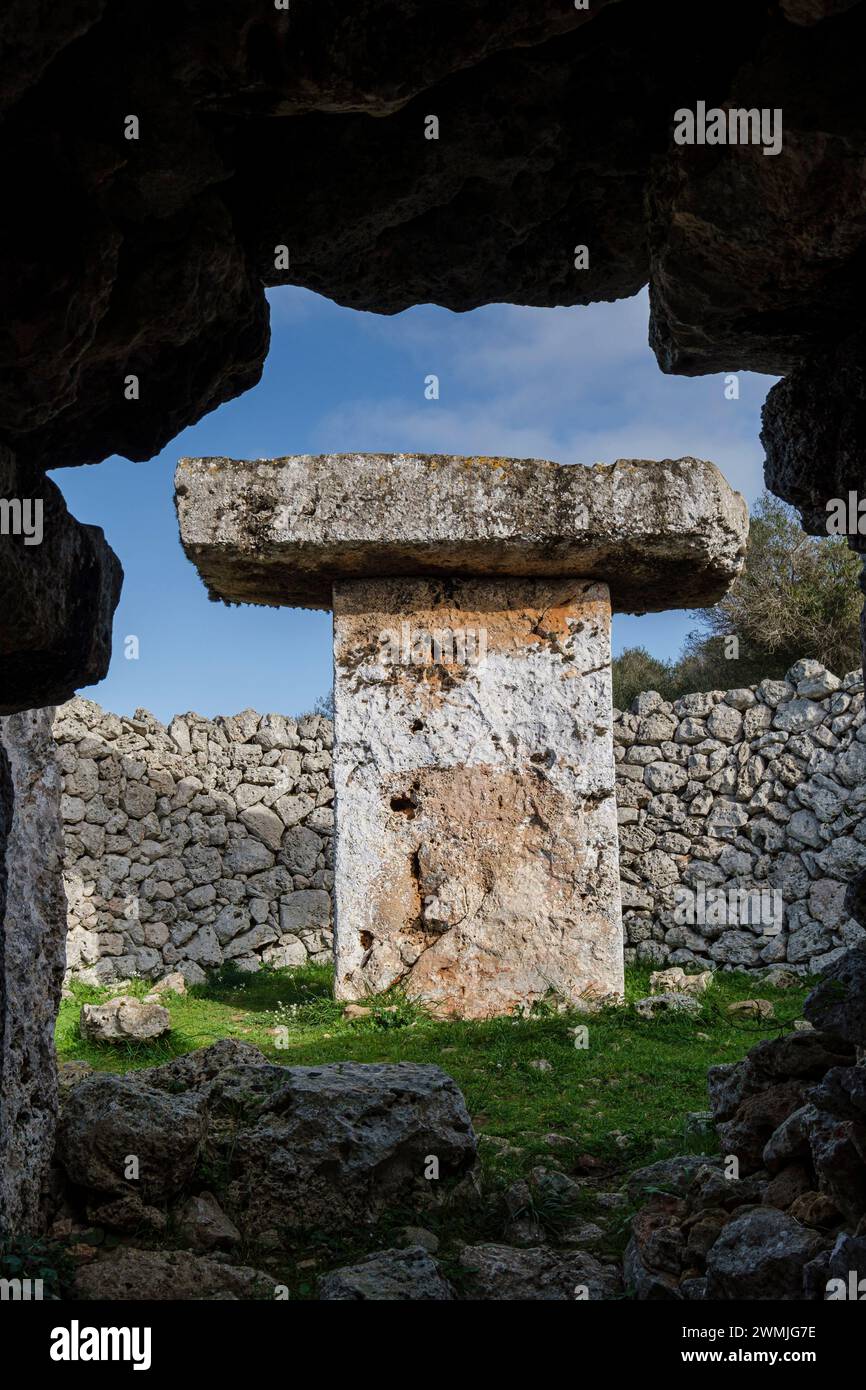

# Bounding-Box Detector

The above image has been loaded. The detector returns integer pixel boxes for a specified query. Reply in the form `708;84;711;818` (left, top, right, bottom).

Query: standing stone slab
332;577;623;1017
176;452;748;1019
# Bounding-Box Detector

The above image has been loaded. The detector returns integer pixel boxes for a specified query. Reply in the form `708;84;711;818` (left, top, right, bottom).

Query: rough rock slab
220;1058;477;1235
73;1247;275;1301
57;1072;208;1203
332;576;623;1018
174;454;748;614
0;707;66;1237
318;1246;454;1300
705;1207;826;1300
803;945;866;1046
56;1042;477;1236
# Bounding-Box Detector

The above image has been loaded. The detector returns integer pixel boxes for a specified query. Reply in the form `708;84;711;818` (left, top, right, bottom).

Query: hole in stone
411;718;425;732
390;794;417;817
359;930;374;950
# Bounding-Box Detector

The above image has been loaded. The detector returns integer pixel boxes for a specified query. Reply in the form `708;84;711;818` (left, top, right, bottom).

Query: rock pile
53;1037;622;1301
55;697;334;985
626;945;866;1300
615;660;866;976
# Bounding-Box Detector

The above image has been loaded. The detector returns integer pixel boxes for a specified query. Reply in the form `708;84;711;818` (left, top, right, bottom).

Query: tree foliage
612;491;862;709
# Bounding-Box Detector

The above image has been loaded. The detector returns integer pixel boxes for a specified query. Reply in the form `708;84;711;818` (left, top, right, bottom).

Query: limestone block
332;576;623;1019
175;453;748;613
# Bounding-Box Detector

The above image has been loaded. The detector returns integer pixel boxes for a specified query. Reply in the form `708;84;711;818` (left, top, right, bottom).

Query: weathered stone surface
457;1243;620;1300
79;996;171;1043
221;1059;477;1235
628;943;866;1298
318;1246;454;1301
175;453;748;614
627;1156;720;1204
66;1042;476;1237
333;577;623;1018
0;449;122;714
650;967;712;995
55;697;334;984
615;668;866;975
57;661;866;991
705;1208;826;1300
634;992;701;1018
4;2;866;490
176;1191;241;1253
717;1081;810;1174
0;707;65;1237
763;328;866;536
56;1073;207;1203
73;1247;274;1301
803;945;866;1045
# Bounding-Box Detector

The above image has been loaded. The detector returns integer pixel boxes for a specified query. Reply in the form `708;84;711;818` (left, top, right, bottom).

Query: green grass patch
57;962;811;1180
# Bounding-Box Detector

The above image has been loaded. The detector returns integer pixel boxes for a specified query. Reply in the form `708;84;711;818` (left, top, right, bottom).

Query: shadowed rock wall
0;708;65;1237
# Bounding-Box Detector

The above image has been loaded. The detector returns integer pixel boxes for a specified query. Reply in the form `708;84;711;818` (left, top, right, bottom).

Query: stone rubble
625;945;866;1300
79;996;170;1043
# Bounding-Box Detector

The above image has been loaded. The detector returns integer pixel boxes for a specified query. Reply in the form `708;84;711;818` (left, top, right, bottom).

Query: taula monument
176;453;748;1019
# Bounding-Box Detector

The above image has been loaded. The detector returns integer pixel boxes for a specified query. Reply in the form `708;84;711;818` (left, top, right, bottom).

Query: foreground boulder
706;1209;826;1300
55;1041;477;1239
318;1247;454;1301
219;1059;477;1236
79;996;170;1043
73;1247;275;1301
803;945;866;1048
57;1073;207;1204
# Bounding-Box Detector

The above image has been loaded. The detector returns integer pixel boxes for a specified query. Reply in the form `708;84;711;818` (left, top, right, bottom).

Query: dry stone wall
57;658;866;987
55;698;334;986
615;660;866;977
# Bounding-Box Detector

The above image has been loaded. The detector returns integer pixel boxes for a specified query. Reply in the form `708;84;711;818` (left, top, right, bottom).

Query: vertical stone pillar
0;709;66;1237
332;576;623;1018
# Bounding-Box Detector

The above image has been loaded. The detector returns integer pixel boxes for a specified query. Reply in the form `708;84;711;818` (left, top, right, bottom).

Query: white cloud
314;288;777;504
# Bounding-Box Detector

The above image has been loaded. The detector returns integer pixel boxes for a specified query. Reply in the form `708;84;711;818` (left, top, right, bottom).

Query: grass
57;962;812;1185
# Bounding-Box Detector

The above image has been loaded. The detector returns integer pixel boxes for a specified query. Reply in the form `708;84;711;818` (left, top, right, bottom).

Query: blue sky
52;287;776;723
